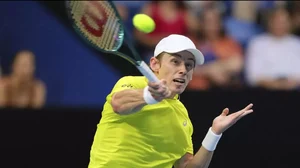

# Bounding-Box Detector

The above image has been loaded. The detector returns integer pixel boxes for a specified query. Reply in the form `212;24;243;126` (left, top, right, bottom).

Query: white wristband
143;86;159;104
202;127;222;151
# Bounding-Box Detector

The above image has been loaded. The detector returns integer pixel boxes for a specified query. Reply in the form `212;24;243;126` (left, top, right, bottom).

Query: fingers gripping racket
65;1;159;82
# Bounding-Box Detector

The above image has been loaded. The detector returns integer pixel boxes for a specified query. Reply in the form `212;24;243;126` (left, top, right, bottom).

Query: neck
168;92;178;99
270;30;289;38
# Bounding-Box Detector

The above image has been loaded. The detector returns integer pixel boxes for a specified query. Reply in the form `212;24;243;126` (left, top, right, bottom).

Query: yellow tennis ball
132;14;155;33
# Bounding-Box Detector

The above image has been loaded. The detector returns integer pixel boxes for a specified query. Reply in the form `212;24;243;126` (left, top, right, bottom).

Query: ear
149;57;161;73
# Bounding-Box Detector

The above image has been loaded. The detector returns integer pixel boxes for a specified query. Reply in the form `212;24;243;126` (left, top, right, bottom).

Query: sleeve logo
121;84;133;88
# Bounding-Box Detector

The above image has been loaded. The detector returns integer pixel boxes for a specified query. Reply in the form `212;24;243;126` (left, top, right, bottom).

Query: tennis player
88;34;253;168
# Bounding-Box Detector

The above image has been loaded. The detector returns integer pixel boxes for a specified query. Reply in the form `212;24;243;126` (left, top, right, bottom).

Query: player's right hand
147;79;172;101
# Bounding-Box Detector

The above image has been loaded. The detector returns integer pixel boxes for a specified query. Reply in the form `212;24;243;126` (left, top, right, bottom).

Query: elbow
111;97;122;114
111;94;126;115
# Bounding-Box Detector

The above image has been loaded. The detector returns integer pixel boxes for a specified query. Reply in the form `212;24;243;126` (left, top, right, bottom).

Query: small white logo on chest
183;120;187;126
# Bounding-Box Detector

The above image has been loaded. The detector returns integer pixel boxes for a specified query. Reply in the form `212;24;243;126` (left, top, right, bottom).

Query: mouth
173;78;186;84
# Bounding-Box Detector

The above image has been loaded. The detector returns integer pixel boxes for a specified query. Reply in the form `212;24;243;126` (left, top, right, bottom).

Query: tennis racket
65;1;159;82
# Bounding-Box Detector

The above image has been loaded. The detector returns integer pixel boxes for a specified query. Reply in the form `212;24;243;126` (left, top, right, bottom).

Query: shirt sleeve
186;136;194;155
186;121;194;155
106;76;145;102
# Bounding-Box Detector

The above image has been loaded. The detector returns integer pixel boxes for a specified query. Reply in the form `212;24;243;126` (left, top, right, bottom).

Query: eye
185;62;194;70
172;59;179;65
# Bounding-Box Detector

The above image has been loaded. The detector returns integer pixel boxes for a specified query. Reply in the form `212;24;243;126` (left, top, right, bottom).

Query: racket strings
101;4;116;50
68;1;122;51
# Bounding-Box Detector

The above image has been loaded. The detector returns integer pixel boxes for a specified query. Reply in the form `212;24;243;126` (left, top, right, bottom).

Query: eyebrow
171;53;196;63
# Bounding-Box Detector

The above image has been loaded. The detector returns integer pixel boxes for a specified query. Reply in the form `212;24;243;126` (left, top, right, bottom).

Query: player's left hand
211;103;254;135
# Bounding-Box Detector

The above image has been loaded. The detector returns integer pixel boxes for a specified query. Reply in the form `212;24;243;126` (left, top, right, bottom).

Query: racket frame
65;0;159;82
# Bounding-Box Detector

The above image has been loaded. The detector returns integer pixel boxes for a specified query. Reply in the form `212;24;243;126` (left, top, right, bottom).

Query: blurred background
0;1;300;168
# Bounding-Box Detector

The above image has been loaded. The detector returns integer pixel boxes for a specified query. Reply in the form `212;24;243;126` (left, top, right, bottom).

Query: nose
179;63;188;75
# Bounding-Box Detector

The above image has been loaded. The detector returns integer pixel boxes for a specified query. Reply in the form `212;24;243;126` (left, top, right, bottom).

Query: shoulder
248;33;271;45
33;79;46;91
34;79;45;86
109;76;147;94
286;34;300;43
116;76;147;87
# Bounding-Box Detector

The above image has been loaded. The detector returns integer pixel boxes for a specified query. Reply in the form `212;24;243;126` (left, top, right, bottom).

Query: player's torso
89;99;193;168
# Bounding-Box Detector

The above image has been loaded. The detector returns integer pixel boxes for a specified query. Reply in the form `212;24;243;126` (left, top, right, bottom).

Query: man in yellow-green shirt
88;34;254;168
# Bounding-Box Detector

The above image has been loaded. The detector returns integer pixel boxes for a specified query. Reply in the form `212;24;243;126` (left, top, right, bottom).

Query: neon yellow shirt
88;76;194;168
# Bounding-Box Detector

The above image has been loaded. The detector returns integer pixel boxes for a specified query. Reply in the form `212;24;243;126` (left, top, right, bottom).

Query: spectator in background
183;1;226;43
184;1;226;17
114;1;149;42
245;6;300;90
224;1;261;48
115;2;129;22
288;1;300;37
133;1;195;61
188;7;244;90
0;62;2;78
0;50;46;108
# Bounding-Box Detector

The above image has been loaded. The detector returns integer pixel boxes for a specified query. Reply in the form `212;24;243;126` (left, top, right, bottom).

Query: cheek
159;66;176;83
160;64;173;73
187;71;194;81
158;66;171;77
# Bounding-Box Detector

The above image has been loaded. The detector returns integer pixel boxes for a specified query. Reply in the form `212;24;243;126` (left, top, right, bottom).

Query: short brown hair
155;52;165;62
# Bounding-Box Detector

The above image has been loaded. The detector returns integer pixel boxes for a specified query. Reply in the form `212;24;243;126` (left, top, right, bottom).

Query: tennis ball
132;14;155;33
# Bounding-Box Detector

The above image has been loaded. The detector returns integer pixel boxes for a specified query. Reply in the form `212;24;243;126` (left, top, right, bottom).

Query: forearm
32;85;46;109
182;105;253;168
186;128;222;168
186;147;213;168
0;87;6;107
111;89;147;115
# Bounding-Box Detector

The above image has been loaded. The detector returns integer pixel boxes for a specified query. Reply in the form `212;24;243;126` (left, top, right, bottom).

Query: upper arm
32;81;46;109
109;76;142;103
174;121;194;168
110;76;139;95
109;76;145;114
0;80;7;107
174;153;194;168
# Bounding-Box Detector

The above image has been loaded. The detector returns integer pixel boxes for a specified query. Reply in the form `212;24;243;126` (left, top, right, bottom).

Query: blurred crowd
115;1;300;91
1;1;300;109
0;50;46;109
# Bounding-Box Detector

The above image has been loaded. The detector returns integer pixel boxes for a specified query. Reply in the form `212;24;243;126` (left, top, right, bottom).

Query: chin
170;87;186;95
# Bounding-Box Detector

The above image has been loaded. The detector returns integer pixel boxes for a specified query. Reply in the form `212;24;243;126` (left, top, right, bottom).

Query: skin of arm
32;81;47;109
174;148;214;168
111;88;147;115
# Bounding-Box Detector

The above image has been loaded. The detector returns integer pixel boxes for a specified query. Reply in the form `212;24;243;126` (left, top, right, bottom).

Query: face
150;51;195;94
269;9;291;37
12;51;35;79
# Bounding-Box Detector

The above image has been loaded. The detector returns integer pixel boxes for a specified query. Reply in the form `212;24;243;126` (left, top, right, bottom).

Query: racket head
65;1;125;53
